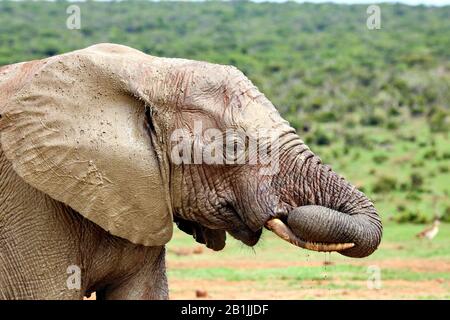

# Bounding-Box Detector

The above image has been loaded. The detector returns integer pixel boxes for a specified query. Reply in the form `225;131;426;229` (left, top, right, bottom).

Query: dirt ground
84;257;449;300
168;258;450;273
86;225;450;300
167;258;450;300
169;278;448;300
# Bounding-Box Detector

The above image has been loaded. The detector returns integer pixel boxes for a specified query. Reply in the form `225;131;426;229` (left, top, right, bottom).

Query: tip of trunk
287;205;382;258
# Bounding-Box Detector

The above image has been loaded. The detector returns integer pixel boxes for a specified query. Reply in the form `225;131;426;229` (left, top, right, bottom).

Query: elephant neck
169;164;184;217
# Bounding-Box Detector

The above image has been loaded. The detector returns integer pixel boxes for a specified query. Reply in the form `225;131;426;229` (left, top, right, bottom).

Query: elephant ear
0;48;172;246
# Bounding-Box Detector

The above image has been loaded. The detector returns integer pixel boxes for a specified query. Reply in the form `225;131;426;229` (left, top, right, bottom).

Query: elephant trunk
267;148;382;258
286;204;382;258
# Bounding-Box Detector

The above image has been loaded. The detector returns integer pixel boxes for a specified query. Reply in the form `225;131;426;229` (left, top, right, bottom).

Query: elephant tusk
265;218;355;252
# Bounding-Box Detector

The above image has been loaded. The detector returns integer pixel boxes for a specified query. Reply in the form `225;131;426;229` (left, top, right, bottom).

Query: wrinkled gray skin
0;45;382;299
0;149;167;299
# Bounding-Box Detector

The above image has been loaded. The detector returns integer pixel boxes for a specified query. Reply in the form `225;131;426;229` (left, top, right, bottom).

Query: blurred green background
1;1;449;299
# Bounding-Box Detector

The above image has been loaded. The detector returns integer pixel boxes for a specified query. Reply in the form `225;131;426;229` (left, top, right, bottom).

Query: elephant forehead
0;60;47;115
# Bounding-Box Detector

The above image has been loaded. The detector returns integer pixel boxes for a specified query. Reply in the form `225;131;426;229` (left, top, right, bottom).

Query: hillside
0;0;449;222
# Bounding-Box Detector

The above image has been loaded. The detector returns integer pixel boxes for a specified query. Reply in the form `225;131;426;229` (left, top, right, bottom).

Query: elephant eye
144;106;155;134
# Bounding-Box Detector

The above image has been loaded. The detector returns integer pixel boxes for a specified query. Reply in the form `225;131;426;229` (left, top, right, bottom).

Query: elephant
0;43;382;300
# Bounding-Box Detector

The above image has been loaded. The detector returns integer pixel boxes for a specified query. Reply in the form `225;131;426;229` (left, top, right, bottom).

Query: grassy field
166;223;450;299
1;3;449;222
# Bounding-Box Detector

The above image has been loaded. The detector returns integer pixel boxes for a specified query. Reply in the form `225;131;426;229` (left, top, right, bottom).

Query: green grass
168;264;450;282
167;223;450;298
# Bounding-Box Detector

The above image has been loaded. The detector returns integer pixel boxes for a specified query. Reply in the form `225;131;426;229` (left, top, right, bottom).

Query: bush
395;210;430;224
344;132;371;148
372;176;397;194
386;120;399;130
410;105;425;117
314;111;337;123
399;182;409;191
372;154;388;163
418;141;427;148
442;207;450;223
423;149;437;160
361;112;385;127
344;118;357;128
410;172;424;191
314;130;332;146
388;107;400;117
428;108;450;133
306;128;332;146
412;160;424;168
406;192;421;201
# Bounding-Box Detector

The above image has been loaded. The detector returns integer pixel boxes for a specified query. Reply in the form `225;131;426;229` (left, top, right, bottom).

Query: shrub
344;132;371;148
410;172;424;191
386;120;399;130
395;210;430;224
423;149;437;160
314;111;337;123
361;112;385;127
307;129;332;146
428;108;450;133
406;192;421;201
343;145;350;155
332;150;340;158
388;107;400;117
412;160;424;168
345;118;357;128
314;130;331;146
410;105;425;116
442;207;450;223
399;182;409;191
372;176;397;194
372;154;388;163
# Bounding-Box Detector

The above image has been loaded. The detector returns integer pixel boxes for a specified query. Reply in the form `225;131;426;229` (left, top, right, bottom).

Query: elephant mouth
227;227;262;247
264;216;355;253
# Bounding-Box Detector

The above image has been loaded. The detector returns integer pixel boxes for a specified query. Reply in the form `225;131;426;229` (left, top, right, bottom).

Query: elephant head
0;44;381;258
